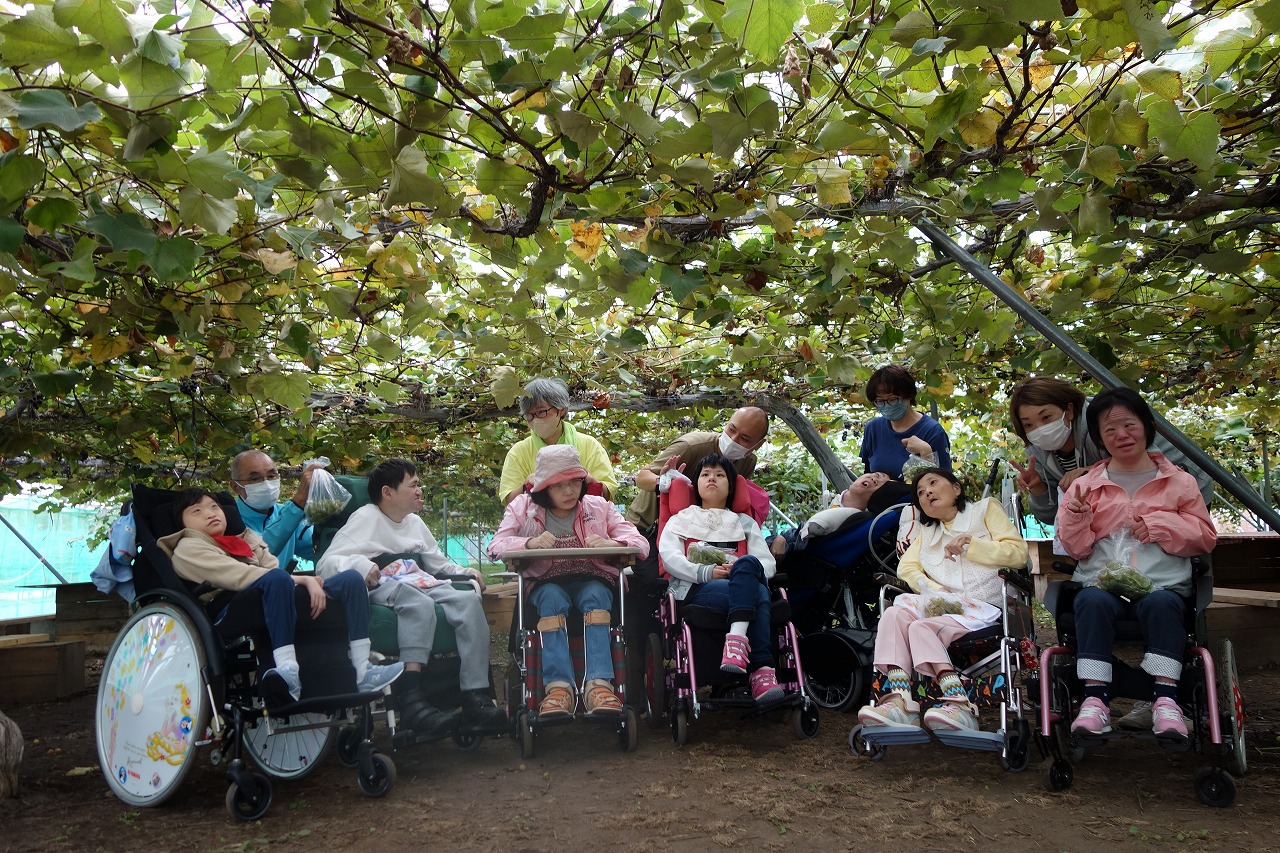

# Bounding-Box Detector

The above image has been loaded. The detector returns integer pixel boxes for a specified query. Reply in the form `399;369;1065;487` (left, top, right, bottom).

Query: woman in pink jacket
1055;388;1217;740
490;445;649;718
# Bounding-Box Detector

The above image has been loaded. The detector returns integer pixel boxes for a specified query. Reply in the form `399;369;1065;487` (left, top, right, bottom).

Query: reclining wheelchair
645;474;820;745
1037;557;1247;806
94;485;395;822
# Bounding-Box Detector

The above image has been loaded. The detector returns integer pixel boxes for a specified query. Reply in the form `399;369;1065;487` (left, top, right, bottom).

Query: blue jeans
231;569;370;650
530;579;614;685
1074;586;1187;683
686;555;773;667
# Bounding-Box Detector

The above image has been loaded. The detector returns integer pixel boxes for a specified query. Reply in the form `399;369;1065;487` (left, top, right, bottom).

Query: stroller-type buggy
95;485;395;821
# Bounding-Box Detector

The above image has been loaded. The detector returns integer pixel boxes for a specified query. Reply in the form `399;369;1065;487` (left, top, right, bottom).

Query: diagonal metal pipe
912;216;1280;534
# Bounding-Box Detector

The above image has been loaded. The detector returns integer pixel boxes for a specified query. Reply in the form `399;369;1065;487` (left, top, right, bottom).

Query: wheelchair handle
998;567;1035;597
1050;560;1077;576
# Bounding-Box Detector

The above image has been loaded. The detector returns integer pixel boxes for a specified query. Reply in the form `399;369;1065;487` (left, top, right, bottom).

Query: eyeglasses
873;396;903;406
234;471;280;485
524;408;558;421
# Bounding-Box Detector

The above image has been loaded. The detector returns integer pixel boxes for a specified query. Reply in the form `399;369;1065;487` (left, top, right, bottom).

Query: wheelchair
645;475;820;745
784;502;907;712
1036;558;1247;806
846;563;1040;772
94;485;395;822
494;548;642;757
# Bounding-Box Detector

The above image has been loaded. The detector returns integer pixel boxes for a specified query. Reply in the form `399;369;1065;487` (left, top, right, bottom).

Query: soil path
3;659;1279;853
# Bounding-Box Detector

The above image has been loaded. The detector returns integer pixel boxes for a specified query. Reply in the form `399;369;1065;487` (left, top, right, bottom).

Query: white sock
349;638;372;680
272;644;298;672
729;621;749;638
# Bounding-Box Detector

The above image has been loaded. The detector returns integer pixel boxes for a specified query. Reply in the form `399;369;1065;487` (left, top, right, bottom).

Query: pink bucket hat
527;445;593;493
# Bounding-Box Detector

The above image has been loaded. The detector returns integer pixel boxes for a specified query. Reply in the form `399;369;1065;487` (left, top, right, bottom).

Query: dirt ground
3;648;1280;853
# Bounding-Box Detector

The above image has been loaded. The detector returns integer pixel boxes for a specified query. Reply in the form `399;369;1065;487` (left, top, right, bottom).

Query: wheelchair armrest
769;573;788;589
190;580;215;598
872;571;902;589
1050;560;1077;575
998;567;1035;598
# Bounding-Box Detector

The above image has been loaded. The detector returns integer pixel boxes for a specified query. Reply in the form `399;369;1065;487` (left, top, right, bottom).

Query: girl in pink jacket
1055;388;1216;741
490;446;649;717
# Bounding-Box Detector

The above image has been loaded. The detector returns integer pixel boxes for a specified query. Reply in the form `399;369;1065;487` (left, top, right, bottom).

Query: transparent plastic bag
303;457;351;524
901;452;939;482
688;543;731;565
920;586;965;618
1097;526;1152;598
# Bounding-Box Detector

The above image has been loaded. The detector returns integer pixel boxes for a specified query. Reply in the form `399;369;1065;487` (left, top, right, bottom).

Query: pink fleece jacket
1056;452;1216;595
489;494;650;576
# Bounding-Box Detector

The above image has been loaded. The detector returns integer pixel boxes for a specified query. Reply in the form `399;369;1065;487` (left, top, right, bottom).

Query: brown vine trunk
0;708;21;798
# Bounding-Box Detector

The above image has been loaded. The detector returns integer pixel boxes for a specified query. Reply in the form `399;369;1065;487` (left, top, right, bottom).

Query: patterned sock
938;672;966;700
1153;682;1178;701
884;668;911;695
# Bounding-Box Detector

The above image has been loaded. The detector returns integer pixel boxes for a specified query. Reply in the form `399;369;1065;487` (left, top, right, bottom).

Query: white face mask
1027;413;1072;452
240;479;281;510
718;430;751;462
530;413;562;442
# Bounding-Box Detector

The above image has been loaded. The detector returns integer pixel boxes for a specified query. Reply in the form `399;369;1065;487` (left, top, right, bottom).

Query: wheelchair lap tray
498;546;640;567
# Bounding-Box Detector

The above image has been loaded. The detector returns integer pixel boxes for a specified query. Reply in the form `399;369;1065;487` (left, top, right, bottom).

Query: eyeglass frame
872;395;904;406
524;407;561;421
233;470;281;486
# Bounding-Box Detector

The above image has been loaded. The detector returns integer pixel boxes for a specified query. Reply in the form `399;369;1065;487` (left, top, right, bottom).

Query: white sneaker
923;699;980;732
857;694;922;728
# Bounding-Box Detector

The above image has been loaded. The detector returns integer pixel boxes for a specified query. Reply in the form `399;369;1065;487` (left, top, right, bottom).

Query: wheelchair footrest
859;724;932;748
931;728;1006;753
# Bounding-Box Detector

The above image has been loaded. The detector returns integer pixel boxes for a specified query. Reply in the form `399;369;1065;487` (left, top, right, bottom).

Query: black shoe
398;688;462;738
460;689;508;730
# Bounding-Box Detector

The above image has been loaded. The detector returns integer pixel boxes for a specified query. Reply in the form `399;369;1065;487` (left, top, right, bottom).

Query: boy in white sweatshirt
316;459;505;735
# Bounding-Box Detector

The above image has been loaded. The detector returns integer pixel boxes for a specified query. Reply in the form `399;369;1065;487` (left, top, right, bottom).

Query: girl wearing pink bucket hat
491;445;649;717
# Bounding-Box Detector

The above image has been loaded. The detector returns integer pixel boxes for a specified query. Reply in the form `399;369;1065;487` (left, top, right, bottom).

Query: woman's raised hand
1009;457;1047;495
944;534;972;561
1065;486;1094;514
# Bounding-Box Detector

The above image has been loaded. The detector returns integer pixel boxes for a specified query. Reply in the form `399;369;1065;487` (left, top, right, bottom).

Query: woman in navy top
859;364;952;479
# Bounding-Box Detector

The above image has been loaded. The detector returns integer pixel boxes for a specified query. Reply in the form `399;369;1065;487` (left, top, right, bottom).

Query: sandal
584;680;623;715
539;684;575;718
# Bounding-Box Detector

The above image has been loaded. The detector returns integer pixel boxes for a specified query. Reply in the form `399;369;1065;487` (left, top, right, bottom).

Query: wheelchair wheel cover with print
1218;637;1247;778
95;602;210;807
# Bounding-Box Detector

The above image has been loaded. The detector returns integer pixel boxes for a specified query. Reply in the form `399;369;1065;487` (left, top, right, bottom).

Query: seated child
316;459;507;736
658;453;783;703
159;488;403;703
857;469;1028;732
490;445;649;717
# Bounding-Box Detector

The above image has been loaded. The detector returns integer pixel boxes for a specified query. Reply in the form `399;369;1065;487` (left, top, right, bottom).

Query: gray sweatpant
368;581;491;691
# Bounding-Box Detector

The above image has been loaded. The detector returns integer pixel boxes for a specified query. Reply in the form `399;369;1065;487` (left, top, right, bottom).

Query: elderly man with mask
498;378;619;505
229;449;317;570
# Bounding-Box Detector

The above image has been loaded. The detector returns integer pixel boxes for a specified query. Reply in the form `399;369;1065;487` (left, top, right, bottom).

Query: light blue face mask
875;400;910;421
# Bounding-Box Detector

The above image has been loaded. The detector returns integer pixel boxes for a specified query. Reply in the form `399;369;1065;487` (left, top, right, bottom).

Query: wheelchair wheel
1218;638;1247;777
1194;768;1236;807
96;602;211;807
1001;718;1032;773
244;711;335;780
644;633;666;730
225;771;273;821
1044;758;1074;792
847;724;886;761
356;753;397;798
336;725;362;769
671;707;688;747
453;732;483;751
791;704;820;739
619;707;639;752
518;711;535;759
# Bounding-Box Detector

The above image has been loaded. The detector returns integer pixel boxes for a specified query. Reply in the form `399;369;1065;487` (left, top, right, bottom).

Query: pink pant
873;605;972;680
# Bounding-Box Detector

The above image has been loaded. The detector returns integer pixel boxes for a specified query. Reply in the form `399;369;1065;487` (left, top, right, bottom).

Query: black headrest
867;481;913;516
130;483;246;541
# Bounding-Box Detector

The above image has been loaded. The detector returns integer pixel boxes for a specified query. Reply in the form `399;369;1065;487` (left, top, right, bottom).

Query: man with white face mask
498;378;619;505
230;449;317;571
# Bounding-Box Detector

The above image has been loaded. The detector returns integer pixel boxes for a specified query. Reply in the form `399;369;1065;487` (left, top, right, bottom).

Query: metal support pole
912;216;1280;534
0;510;71;584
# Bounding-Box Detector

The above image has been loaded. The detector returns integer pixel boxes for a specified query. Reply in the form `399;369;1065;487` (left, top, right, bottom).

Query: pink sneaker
1151;697;1188;739
749;667;785;702
720;634;750;674
1070;696;1112;735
